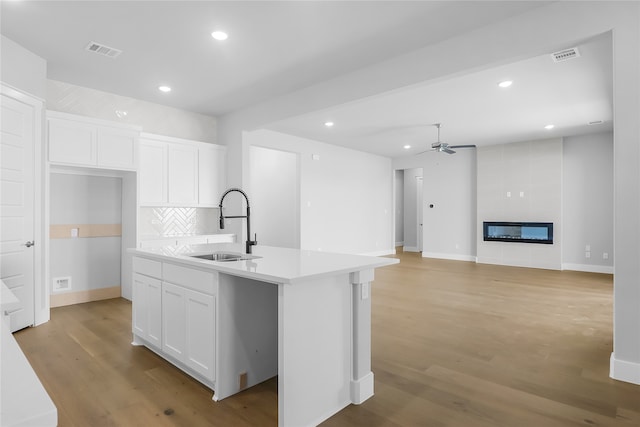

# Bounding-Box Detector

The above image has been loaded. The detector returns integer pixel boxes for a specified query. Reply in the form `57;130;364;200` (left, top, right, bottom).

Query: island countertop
128;243;398;285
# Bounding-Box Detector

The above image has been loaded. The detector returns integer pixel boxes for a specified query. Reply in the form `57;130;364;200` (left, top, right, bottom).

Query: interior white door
1;93;36;332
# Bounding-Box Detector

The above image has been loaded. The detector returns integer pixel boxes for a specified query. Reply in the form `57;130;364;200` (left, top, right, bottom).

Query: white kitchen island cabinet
129;243;398;427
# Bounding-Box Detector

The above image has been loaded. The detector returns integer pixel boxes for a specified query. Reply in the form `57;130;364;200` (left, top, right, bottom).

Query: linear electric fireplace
483;221;553;244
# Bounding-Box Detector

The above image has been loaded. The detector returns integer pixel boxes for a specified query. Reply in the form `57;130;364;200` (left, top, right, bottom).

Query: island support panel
278;269;375;427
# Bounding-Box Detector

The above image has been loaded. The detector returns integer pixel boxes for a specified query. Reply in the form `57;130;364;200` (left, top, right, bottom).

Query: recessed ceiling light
115;110;128;118
211;31;228;41
158;85;171;93
498;80;513;88
544;124;555;130
324;121;334;127
403;145;411;150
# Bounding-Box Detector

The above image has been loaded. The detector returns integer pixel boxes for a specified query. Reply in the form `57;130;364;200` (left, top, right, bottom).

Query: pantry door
0;89;37;332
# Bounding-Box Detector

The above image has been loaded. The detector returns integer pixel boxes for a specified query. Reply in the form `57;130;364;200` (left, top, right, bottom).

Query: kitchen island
129;243;398;427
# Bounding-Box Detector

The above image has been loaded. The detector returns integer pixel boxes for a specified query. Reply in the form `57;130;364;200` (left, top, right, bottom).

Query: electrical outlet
361;283;369;300
585;251;591;259
603;252;609;260
71;228;79;238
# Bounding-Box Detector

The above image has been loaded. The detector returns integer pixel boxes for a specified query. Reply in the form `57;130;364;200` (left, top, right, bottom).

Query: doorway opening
394;168;423;253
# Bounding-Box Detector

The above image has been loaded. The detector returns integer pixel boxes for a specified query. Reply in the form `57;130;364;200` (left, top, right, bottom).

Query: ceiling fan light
498;80;513;88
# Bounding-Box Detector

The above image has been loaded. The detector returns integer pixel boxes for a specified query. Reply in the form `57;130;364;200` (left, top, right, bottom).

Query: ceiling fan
425;123;476;154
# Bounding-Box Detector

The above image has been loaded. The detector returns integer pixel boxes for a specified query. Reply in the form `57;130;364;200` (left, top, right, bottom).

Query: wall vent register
483;222;553;244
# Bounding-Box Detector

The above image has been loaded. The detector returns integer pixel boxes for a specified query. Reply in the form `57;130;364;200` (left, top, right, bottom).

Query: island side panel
278;273;352;427
214;273;278;401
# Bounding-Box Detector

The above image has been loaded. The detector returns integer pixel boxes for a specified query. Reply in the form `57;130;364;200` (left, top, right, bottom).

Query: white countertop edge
128;244;399;285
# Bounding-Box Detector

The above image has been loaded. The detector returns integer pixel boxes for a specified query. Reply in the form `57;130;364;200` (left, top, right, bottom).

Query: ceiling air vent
551;47;580;63
85;41;122;59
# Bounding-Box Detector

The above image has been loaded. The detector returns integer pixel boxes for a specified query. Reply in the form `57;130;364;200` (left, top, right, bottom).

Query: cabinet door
147;279;163;348
185;289;215;381
168;144;198;205
97;127;137;169
162;282;186;362
132;274;162;348
48;118;97;165
132;274;148;337
139;141;167;205
198;145;226;206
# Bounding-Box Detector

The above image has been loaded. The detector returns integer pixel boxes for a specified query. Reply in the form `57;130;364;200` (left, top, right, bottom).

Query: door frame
1;83;48;326
416;176;423;252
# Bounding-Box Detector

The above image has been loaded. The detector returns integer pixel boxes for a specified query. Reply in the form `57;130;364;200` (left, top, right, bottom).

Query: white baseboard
610;352;640;385
423;252;477;262
350;371;374;404
403;246;420;253
360;249;396;257
562;263;614;274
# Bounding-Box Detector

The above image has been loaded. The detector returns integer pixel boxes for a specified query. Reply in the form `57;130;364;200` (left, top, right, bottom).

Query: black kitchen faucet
218;188;257;254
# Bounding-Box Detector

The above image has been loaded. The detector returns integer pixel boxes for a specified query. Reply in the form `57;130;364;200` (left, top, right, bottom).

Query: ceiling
1;1;612;158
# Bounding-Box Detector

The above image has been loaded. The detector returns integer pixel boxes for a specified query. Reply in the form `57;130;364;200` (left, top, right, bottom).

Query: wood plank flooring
14;250;640;426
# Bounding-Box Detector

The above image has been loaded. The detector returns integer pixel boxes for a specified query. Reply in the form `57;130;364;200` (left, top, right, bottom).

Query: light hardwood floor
15;250;640;426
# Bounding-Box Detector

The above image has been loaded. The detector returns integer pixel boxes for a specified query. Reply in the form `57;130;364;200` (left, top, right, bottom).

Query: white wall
245;129;393;255
249;146;299;249
477;138;563;270
0;35;47;99
423;149;476;261
394;149;476;262
562;132;613;273
46;80;217;143
50;173;122;292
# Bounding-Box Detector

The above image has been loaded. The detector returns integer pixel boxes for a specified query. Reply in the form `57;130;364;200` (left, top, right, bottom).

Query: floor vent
53;276;72;292
551;47;580;63
85;41;123;59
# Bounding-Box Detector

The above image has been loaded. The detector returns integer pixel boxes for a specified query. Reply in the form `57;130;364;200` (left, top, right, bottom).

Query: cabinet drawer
133;257;162;279
163;262;217;295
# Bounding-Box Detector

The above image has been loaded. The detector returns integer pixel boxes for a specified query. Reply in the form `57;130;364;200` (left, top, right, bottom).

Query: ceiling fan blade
442;147;456;154
448;144;477;149
431;142;442;148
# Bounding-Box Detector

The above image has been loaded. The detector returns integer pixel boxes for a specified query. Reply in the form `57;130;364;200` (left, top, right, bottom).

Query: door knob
24;241;34;247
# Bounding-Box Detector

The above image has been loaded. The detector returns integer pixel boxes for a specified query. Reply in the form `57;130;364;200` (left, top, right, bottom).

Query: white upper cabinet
97;127;138;169
168;144;198;205
47;111;139;170
198;144;227;207
138;132;226;207
139;140;167;205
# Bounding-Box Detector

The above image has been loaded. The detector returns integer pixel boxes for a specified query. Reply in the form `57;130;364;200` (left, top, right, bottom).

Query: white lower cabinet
161;282;216;382
161;282;187;361
133;257;217;384
184;289;215;381
132;273;162;349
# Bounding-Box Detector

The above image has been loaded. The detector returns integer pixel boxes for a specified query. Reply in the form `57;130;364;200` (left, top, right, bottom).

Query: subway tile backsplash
139;207;218;237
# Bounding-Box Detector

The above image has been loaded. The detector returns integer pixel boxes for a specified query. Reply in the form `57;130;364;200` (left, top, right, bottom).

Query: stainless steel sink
189;252;260;262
